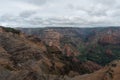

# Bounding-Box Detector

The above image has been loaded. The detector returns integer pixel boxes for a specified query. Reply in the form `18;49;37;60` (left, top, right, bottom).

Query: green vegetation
78;44;120;66
3;27;20;34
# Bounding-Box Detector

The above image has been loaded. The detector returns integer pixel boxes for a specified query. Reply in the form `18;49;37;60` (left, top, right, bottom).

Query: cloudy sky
0;0;120;27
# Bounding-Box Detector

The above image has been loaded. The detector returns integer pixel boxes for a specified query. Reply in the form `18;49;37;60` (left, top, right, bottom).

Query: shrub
3;27;20;34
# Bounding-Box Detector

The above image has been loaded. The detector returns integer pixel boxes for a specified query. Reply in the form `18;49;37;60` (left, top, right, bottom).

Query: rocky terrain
19;27;120;65
71;60;120;80
0;26;102;80
0;26;119;80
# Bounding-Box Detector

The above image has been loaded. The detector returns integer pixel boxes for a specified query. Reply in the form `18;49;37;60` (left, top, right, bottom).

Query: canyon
0;26;119;80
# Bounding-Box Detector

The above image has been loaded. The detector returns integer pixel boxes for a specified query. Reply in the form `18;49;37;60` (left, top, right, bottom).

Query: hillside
19;27;120;66
0;26;105;80
0;26;119;80
71;60;120;80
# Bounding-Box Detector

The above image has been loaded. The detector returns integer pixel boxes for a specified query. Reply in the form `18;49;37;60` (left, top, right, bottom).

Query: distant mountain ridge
18;27;120;65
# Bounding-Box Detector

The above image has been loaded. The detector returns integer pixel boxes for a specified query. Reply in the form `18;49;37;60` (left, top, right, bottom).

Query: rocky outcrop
42;29;61;48
98;29;120;45
71;60;120;80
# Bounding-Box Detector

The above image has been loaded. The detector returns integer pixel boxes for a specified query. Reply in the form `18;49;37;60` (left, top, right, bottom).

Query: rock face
71;60;120;80
41;29;80;57
0;26;120;80
19;27;120;65
0;26;103;80
63;44;79;56
18;28;120;69
98;29;120;45
42;29;61;48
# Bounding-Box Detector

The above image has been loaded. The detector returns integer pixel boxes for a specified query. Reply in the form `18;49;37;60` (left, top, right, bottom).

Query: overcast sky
0;0;120;27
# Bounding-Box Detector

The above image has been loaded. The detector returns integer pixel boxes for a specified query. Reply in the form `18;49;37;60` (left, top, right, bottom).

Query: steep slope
18;27;120;66
0;26;119;80
71;60;120;80
0;26;102;80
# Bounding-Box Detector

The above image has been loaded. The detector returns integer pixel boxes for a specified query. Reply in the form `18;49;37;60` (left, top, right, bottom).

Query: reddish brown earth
71;60;120;80
0;26;104;80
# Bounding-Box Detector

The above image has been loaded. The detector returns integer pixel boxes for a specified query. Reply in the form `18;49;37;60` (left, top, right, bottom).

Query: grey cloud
67;4;107;17
23;0;47;5
19;11;37;18
92;0;116;6
1;0;120;27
